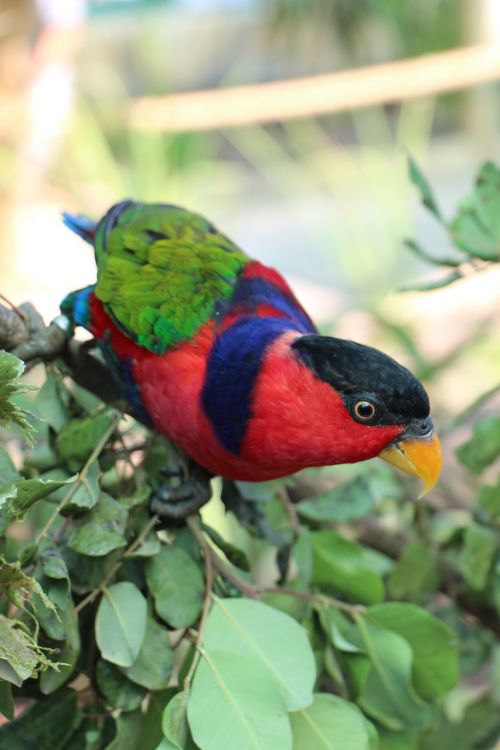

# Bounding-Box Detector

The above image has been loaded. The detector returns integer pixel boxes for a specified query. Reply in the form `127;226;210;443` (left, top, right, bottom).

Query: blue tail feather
62;211;96;243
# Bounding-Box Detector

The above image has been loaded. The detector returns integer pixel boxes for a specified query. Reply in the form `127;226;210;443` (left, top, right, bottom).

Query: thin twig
170;629;188;650
277;485;300;582
0;294;27;321
187;516;259;599
184;517;214;690
186;516;362;615
256;586;365;616
278;486;300;538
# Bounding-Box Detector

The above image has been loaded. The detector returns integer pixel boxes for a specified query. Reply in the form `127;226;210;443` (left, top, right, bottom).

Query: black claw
149;463;213;522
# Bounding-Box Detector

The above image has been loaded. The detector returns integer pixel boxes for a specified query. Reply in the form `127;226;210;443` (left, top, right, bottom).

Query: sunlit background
0;0;499;479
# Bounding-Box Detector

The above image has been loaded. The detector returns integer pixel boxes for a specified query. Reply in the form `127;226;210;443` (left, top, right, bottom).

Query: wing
93;201;248;354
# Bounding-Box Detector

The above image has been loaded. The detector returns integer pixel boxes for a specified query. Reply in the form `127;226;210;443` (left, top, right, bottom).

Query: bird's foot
149;463;213;522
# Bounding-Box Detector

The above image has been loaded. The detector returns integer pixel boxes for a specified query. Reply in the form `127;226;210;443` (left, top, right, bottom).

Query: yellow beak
379;432;442;497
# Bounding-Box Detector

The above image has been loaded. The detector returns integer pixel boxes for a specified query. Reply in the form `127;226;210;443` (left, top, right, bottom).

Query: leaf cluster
404;158;500;291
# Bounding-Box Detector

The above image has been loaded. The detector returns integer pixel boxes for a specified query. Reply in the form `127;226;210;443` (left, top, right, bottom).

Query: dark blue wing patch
202;316;302;455
98;335;153;427
218;276;316;334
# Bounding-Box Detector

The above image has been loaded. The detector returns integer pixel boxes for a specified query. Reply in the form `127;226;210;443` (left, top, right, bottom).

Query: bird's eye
354;400;376;420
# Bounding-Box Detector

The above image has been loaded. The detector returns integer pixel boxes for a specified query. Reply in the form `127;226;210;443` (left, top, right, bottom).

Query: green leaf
64;716;110;750
162;690;189;749
378;730;419;749
450;162;500;261
188;650;292;750
458;523;497;590
461;696;500;749
145;546;204;628
201;523;250;571
478;478;500;522
63;461;101;513
67;492;127;556
324;645;348;694
348;615;429;731
388;542;440;601
104;709;144;750
56;409;118;471
236;478;287;503
0;612;55;685
205;597;315;711
297;477;376;523
35;374;70;432
173;527;202;563
31;579;71;640
408;156;443;222
311;530;384;605
62;547;120;594
97;659;147;711
123;613;173;690
127;532;161;558
366;603;459;700
0;687;78;749
456;417;500;474
399;270;462;292
96;581;147;667
290;693;374;749
319;607;363;654
0;680;14;720
0;475;76;520
38;540;70;581
156;740;181;750
403;238;462;267
0;351;36;440
142;689;177;750
0;445;20;484
0;555;55;609
40;608;81;694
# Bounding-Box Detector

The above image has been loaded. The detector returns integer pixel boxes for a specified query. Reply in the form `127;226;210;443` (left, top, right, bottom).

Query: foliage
404;159;500;290
0;162;499;748
0;352;35;441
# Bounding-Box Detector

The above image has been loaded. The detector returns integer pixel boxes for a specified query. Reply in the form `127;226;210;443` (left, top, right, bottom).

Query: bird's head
290;334;442;495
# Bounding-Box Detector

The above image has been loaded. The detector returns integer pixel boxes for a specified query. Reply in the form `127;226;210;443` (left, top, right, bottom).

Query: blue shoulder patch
60;285;95;329
202;316;301;455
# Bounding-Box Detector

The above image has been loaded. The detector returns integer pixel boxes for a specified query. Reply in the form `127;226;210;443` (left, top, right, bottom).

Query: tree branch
0;302;68;366
0;300;124;409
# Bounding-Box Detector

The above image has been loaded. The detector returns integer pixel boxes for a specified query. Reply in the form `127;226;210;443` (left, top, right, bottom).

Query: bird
60;200;442;518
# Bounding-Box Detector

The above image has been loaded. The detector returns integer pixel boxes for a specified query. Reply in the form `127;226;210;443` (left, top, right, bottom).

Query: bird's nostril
405;417;434;439
418;418;433;435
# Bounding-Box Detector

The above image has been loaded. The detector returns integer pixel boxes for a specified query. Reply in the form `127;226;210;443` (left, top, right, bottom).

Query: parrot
60;200;442;518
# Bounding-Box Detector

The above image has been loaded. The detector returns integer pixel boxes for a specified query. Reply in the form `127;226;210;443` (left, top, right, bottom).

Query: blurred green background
0;0;499;486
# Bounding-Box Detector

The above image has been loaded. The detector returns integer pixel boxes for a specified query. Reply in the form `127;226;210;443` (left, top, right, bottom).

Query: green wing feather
93;202;248;354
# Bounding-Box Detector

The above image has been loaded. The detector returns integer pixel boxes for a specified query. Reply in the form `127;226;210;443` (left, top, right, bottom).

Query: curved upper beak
379;424;442;498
